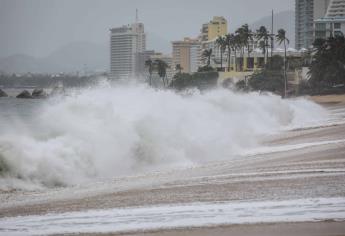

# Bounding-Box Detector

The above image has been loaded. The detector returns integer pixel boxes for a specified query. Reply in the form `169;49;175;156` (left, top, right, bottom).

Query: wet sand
91;222;345;236
2;123;345;217
309;94;345;106
1;95;345;235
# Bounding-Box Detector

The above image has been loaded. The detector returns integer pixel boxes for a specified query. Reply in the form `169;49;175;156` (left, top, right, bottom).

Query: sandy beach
309;94;345;106
90;222;345;236
1;94;345;235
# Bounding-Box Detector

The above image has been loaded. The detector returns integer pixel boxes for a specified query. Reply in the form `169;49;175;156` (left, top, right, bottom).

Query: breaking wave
0;83;327;189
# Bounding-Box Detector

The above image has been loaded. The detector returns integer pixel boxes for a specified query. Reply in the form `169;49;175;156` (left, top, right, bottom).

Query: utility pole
271;9;274;59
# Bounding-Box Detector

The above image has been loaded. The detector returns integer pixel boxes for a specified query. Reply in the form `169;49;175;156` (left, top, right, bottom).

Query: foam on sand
1;197;344;235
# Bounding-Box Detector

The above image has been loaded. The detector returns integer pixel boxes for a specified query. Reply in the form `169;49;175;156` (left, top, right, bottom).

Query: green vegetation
308;36;345;94
216;36;226;71
143;23;344;96
170;71;219;91
236;24;254;70
256;26;271;65
237;55;284;94
145;59;154;86
155;59;169;87
175;64;183;74
197;65;216;72
211;24;275;73
202;49;213;67
225;33;235;71
236;35;345;96
145;59;170;87
276;28;290;98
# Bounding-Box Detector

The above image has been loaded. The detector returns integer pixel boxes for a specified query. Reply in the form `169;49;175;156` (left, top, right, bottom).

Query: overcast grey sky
0;0;294;58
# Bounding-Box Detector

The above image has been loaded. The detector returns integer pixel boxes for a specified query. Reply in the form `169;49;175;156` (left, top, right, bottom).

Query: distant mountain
45;42;108;73
0;41;108;74
250;10;295;49
0;38;171;74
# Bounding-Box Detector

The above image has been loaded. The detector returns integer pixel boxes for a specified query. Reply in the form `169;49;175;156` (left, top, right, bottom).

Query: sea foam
0;83;327;189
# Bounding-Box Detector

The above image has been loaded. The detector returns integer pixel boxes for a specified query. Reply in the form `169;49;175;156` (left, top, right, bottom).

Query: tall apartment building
110;23;146;79
295;0;330;49
201;23;209;42
201;16;228;42
172;38;201;74
314;0;345;39
326;0;345;17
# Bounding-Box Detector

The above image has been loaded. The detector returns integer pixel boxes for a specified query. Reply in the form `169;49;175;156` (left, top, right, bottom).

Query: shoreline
2;196;344;235
0;95;345;235
78;221;345;236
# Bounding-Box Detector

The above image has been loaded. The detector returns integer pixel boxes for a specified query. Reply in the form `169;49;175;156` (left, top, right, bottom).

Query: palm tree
258;40;266;55
309;36;345;93
202;49;213;67
155;59;169;87
313;38;327;52
276;29;290;98
236;24;254;71
233;33;242;71
216;36;226;71
145;59;154;86
256;26;270;65
225;33;235;72
175;64;183;74
235;27;245;71
241;24;254;69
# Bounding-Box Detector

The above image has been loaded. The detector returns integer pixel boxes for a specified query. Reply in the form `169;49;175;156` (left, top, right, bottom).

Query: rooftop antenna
136;9;139;23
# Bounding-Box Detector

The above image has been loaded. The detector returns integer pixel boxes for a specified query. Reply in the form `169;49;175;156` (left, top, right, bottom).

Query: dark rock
32;88;47;98
16;90;33;99
0;89;8;97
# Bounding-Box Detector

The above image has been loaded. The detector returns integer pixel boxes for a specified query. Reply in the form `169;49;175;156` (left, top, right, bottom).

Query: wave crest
0;84;327;189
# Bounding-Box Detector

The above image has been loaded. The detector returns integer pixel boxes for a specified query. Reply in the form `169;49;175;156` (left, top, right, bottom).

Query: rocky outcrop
0;89;8;97
32;89;47;98
16;90;33;99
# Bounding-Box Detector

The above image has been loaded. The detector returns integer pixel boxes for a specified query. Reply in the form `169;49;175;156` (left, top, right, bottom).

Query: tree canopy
308;36;345;93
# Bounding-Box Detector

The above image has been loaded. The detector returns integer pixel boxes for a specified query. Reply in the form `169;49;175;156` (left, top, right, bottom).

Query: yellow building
201;16;228;42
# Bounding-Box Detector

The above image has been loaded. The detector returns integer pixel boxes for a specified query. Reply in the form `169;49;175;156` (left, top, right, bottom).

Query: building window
334;31;344;37
334;23;341;29
315;23;326;30
315;31;326;39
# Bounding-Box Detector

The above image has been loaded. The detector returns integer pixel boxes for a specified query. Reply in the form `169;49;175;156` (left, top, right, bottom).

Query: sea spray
0;84;327;189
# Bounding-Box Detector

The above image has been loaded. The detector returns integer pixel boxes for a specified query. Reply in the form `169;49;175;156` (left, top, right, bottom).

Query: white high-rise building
314;0;345;39
110;23;146;79
295;0;330;49
326;0;345;17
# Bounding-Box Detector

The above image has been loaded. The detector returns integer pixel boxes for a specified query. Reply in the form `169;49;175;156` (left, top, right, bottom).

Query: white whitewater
0;83;327;189
1;197;345;235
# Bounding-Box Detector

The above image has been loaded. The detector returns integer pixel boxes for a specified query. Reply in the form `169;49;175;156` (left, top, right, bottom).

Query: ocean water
0;83;328;190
